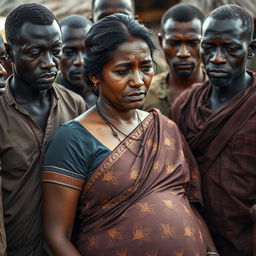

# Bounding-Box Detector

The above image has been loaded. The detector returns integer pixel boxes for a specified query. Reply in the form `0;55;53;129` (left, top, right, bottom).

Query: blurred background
1;0;255;35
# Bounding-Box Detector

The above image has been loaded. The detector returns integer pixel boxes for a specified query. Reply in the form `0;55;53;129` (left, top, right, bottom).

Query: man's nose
177;44;191;58
210;48;226;64
0;63;7;78
73;51;84;66
41;52;56;69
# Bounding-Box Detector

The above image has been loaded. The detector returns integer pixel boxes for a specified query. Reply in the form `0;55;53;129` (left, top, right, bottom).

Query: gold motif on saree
198;230;203;240
115;249;128;256
162;199;175;209
181;203;191;214
103;171;119;185
153;161;159;173
146;250;159;256
87;235;98;249
146;139;153;148
175;249;184;256
129;167;138;180
132;223;151;242
166;164;175;174
184;226;193;237
160;224;176;239
164;137;175;150
137;202;154;216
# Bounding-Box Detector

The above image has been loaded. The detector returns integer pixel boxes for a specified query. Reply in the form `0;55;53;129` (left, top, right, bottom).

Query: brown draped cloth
170;71;256;256
74;109;208;256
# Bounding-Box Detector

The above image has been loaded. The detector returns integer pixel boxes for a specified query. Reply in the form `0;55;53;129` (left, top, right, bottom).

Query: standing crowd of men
0;0;255;255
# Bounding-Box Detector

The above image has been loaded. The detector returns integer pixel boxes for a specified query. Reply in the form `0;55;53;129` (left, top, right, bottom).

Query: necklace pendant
112;131;118;137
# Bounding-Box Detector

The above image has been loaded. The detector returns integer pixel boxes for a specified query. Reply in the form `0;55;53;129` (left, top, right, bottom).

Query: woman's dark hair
84;13;156;88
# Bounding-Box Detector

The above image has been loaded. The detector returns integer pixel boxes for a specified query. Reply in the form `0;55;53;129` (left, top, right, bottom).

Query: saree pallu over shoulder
76;109;207;256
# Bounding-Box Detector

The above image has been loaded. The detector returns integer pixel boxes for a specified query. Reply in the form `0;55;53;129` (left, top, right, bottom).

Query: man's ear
158;32;163;48
247;40;256;59
5;43;14;62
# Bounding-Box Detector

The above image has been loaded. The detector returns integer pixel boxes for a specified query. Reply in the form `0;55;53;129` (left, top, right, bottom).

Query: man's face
200;17;249;88
161;18;202;78
60;25;91;90
0;42;7;95
10;20;62;91
93;0;134;23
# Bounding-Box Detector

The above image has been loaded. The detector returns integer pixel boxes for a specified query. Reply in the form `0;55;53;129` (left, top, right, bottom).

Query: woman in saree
42;13;217;256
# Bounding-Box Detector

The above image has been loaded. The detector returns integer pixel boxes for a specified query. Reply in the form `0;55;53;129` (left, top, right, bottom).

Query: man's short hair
60;15;93;29
91;0;135;12
206;4;254;41
5;3;58;45
161;3;205;28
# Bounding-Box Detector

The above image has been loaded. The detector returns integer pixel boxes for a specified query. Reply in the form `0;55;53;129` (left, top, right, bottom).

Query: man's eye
201;44;211;50
227;47;239;53
29;50;40;56
167;40;179;46
52;49;62;56
189;40;200;46
62;49;76;56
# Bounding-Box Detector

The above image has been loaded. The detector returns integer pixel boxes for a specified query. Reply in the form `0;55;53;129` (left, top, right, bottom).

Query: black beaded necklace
96;101;145;157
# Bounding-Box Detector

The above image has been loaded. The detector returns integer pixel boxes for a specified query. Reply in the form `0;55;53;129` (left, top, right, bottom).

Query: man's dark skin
92;0;135;23
0;35;7;256
60;24;91;95
0;36;7;94
159;17;204;100
200;17;256;111
59;17;97;107
6;20;62;131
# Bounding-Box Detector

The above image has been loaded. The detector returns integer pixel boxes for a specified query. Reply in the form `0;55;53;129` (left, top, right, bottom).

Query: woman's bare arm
43;182;81;256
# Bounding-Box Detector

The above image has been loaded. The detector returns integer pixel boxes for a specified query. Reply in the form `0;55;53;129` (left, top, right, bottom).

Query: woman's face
97;38;154;110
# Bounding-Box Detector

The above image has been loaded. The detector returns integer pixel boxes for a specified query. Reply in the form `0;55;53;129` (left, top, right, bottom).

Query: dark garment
170;71;256;255
43;109;209;255
0;169;6;256
0;78;87;256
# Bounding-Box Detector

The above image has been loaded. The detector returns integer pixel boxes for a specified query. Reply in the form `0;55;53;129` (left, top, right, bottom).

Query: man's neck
210;71;252;111
168;67;205;100
9;75;52;132
10;75;49;105
61;75;83;97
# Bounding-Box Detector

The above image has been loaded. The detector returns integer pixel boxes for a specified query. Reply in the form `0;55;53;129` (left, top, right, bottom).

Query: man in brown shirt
171;5;256;255
143;4;206;116
1;4;86;255
0;34;7;256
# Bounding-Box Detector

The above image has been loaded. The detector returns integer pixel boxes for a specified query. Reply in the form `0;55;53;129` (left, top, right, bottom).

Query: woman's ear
248;40;256;59
88;74;99;85
5;43;13;62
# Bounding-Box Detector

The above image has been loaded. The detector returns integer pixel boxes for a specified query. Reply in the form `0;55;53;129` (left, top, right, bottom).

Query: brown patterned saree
74;110;207;256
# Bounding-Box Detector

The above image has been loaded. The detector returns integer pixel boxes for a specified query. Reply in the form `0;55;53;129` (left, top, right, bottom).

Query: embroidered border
42;167;85;190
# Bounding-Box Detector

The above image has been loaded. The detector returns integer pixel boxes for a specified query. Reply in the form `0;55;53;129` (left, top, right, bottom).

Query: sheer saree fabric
43;109;208;255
